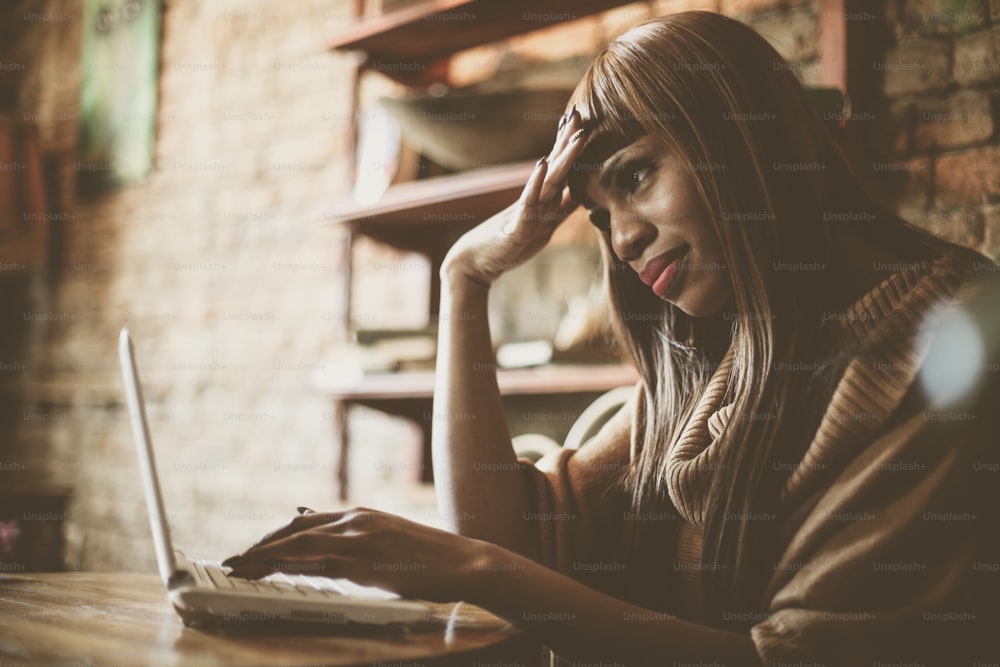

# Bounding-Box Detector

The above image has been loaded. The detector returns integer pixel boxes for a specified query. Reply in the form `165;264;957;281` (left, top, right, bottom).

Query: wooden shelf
325;161;534;253
328;0;635;67
321;362;637;499
317;363;638;401
324;1;639;500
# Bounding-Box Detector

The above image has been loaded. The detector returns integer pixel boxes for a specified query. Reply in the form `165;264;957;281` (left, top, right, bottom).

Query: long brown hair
566;11;962;627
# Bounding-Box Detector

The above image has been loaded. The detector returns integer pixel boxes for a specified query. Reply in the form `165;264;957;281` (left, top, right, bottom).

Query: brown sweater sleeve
751;383;1000;666
517;383;641;593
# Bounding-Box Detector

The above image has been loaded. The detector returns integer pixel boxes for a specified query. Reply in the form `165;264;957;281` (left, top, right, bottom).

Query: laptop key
264;578;306;596
227;577;261;592
289;574;335;598
314;577;354;596
202;562;235;589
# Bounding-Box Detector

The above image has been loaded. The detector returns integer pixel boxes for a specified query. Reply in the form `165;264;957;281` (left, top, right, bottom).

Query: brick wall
873;0;1000;260
1;0;359;572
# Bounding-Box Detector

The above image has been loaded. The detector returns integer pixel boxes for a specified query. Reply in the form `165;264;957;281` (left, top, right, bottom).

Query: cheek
700;227;726;261
680;199;722;257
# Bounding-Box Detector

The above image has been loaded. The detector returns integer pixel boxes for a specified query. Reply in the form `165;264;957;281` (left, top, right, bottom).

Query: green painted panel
78;0;161;192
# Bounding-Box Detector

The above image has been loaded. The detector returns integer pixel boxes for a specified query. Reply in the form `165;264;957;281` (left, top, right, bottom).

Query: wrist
458;539;530;605
440;258;492;292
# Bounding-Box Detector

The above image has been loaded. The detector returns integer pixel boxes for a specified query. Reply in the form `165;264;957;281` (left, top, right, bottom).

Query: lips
639;245;689;287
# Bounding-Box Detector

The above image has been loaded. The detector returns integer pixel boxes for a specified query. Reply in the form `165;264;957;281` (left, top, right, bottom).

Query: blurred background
0;0;997;575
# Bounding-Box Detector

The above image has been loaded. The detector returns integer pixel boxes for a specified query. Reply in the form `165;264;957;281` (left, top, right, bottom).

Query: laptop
118;327;432;627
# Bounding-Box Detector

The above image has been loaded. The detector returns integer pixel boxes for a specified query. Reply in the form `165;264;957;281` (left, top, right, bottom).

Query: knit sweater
519;248;999;665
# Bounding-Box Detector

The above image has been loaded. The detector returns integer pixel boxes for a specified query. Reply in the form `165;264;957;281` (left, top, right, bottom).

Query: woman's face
577;135;732;318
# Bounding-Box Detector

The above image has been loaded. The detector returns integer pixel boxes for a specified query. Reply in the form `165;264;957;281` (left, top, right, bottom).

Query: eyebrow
599;147;632;192
571;139;644;210
574;145;631;209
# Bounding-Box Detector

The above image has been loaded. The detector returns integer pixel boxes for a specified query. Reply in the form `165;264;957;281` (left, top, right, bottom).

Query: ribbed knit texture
520;247;995;664
664;254;968;619
664;256;966;527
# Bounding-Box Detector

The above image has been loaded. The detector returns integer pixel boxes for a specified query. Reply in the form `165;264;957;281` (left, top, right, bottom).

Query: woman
224;12;998;665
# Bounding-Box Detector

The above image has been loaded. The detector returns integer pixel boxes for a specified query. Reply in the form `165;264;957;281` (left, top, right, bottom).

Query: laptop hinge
167;569;196;591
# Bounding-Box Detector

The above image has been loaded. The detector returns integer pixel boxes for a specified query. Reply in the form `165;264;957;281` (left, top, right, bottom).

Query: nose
609;207;656;263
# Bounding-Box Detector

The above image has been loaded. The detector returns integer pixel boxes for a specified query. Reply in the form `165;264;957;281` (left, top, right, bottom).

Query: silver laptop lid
119;327;179;585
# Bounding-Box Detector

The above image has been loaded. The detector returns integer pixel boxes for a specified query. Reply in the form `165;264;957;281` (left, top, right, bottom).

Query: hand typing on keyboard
222;506;509;603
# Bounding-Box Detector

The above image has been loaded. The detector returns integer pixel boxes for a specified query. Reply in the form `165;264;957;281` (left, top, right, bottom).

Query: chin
672;284;733;319
674;301;717;318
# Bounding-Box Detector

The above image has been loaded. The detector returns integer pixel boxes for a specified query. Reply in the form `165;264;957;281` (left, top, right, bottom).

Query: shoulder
783;247;999;502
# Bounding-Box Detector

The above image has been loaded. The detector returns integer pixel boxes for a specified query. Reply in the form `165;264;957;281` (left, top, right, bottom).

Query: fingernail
536;156;548;168
568;103;577;121
557;112;568;130
570;128;585;142
297;506;315;515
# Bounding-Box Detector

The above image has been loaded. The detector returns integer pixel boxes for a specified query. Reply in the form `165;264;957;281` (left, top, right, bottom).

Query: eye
616;160;654;195
630;166;651;191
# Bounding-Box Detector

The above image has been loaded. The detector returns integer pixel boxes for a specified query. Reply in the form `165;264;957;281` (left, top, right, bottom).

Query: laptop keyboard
195;560;349;598
193;560;397;600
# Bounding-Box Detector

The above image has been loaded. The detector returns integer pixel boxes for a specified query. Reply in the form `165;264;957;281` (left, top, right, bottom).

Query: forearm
465;544;762;667
431;268;538;559
431;117;583;558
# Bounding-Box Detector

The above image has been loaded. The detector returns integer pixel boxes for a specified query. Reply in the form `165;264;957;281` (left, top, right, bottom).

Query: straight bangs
566;62;645;212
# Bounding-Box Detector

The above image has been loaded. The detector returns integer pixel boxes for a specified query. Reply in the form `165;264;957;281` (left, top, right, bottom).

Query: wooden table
0;572;540;666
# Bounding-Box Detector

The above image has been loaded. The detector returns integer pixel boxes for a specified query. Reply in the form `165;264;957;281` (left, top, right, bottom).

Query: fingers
251;511;346;550
224;506;384;568
539;127;586;203
548;104;579;160
222;509;348;566
517;156;549;209
227;529;348;579
517;106;585;213
537;108;586;204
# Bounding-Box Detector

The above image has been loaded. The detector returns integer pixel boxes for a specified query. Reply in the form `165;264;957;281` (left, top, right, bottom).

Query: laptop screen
119;327;179;584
